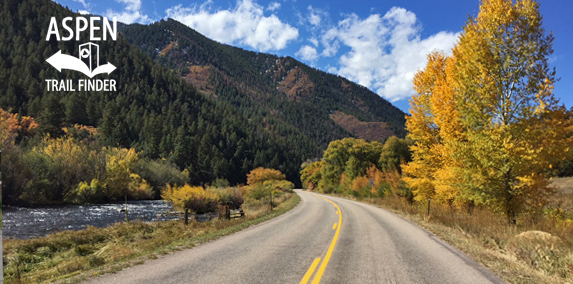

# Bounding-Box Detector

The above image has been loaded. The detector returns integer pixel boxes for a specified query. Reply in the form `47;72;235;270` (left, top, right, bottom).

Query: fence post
184;208;189;225
124;195;129;223
427;198;431;217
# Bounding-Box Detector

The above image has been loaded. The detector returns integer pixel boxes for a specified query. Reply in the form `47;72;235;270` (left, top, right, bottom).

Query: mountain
119;19;407;142
0;0;406;187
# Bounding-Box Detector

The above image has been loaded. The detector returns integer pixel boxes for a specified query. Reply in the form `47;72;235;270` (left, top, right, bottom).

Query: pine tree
37;94;65;137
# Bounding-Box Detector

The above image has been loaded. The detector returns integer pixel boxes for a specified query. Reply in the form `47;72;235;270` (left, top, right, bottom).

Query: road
85;190;504;284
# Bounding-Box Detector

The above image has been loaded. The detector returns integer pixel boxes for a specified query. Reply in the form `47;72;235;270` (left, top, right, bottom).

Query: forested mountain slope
0;0;317;185
120;19;407;142
0;0;406;187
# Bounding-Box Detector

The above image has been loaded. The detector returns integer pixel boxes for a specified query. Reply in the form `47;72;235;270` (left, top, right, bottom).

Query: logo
46;43;116;78
44;16;118;92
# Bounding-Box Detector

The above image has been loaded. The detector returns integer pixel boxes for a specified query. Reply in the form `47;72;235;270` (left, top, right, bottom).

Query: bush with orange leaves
246;167;286;185
351;176;370;197
1;108;37;145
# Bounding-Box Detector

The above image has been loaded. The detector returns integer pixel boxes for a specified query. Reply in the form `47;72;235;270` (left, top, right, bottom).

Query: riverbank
2;200;180;239
2;193;300;284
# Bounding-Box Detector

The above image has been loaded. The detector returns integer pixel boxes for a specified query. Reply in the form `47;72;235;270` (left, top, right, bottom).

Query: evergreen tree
36;94;65;137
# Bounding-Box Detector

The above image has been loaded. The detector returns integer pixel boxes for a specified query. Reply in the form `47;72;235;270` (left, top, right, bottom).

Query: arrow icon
46;50;116;78
91;62;116;76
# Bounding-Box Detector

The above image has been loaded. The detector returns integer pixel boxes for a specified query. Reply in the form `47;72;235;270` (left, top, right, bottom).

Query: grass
2;192;300;284
549;177;573;215
327;177;573;284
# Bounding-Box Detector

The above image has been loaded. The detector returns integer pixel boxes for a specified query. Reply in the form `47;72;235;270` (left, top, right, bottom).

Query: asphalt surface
84;190;504;284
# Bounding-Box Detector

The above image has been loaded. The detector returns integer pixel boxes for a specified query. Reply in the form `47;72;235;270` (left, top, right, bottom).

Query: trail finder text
45;16;118;92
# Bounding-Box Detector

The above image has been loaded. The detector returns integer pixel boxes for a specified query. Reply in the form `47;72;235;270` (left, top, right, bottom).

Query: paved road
85;191;504;284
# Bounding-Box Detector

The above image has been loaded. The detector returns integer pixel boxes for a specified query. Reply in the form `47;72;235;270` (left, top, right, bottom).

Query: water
1;200;201;239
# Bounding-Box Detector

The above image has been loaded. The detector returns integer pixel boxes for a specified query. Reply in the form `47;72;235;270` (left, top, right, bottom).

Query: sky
55;0;573;113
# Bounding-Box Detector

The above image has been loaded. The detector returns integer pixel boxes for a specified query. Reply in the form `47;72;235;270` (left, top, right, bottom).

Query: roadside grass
2;193;300;284
327;177;573;284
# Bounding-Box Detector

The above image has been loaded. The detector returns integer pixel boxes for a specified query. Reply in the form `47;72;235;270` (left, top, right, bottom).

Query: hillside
0;0;317;186
0;0;406;189
330;111;395;141
119;19;407;143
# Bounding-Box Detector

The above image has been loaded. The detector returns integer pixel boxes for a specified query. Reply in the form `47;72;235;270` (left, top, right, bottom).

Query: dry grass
277;66;314;100
332;178;573;284
2;193;300;284
550;177;573;214
329;111;395;141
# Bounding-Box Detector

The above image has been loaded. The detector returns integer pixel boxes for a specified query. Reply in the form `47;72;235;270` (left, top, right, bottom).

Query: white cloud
306;5;328;27
309;37;319;47
320;7;458;102
106;0;150;24
73;0;88;9
78;10;91;15
296;45;318;61
266;2;281;11
166;0;298;52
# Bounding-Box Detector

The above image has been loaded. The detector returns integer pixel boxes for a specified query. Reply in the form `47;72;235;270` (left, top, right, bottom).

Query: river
1;200;210;239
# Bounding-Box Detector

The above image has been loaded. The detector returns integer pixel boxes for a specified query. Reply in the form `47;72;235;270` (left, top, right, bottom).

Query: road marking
332;223;337;230
300;192;342;284
300;257;321;284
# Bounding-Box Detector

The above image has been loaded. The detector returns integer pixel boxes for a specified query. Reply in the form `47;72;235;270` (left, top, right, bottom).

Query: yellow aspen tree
403;51;451;202
300;161;323;190
404;0;572;223
406;0;572;223
450;0;573;223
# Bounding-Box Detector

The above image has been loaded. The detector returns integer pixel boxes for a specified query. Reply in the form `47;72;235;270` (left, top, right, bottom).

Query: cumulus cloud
319;7;458;102
266;2;281;11
166;0;298;52
106;0;150;24
296;45;319;61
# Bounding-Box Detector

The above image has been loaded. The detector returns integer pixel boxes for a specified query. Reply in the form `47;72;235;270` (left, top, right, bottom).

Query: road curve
84;190;504;284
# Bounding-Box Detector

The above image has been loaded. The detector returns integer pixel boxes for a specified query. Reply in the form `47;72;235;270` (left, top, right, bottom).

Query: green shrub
65;179;105;204
128;174;154;200
211;178;230;188
210;187;244;209
132;158;189;191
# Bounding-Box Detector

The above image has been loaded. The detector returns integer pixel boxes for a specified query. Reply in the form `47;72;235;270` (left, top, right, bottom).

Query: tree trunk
504;170;516;225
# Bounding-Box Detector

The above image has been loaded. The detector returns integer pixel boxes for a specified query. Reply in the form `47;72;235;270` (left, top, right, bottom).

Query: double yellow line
300;193;342;284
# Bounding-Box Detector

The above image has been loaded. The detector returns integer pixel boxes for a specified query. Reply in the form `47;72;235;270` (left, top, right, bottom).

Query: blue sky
56;0;572;113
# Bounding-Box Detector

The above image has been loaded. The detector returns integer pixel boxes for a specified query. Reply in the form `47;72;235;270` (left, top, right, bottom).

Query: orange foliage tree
246;167;286;185
1;108;37;145
403;0;573;222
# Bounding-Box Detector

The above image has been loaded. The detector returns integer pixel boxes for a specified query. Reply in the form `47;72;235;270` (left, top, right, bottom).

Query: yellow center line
300;257;321;284
300;192;342;284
